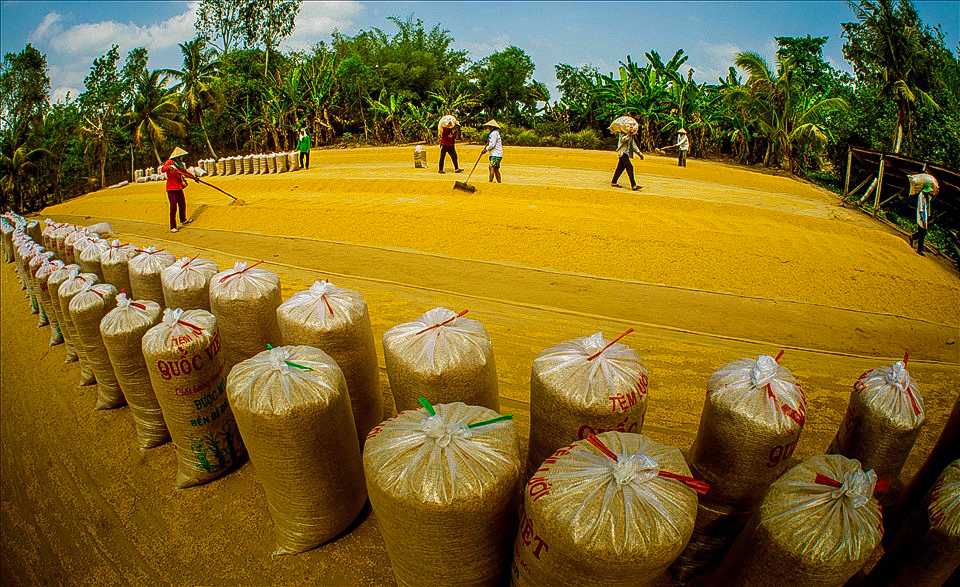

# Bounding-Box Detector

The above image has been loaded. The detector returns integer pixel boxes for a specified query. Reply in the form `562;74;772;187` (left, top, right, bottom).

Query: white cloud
29;10;63;42
51;86;80;104
47;4;197;55
282;1;364;50
687;40;742;84
456;35;511;60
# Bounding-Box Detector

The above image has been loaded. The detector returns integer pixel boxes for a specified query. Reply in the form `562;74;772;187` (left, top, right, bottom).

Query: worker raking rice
710;454;883;587
382;308;500;413
277;280;383;443
525;330;648;480
828;357;925;488
227;345;366;555
868;459;960;587
100;294;169;449
209;261;283;374
128;246;176;307
58;269;100;386
364;401;521;587
161;256;219;311
47;264;81;363
70;281;126;409
512;432;703;587
142;308;245;487
100;240;135;295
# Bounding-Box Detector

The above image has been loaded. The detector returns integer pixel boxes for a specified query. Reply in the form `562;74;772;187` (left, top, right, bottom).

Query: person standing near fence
612;130;643;191
910;178;938;256
482;120;503;183
298;128;311;170
438;123;463;174
160;155;196;233
676;128;689;167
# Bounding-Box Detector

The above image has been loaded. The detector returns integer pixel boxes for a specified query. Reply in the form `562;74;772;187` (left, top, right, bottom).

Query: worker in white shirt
482;120;504;183
676;128;689;167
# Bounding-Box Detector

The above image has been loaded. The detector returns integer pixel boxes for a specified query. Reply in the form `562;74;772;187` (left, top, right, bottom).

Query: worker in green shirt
298;128;311;170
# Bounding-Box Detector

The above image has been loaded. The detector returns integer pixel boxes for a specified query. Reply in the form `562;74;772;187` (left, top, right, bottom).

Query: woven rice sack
48;264;81;362
276;152;288;173
243;155;253;174
101;240;136;294
18;243;41;315
53;225;75;260
216;159;226;176
438;115;458;131
266;153;277;173
868;460;960;587
26;219;42;243
512;432;701;587
226;157;236;175
252;155;262;174
161;256;219;311
142;308;245;487
70;281;125;409
78;239;110;281
42;221;61;250
609;116;639;135
229;345;365;555
828;359;925;484
58;269;100;385
365;401;521;587
209;261;282;374
64;229;89;264
29;250;55;327
128;246;176;307
711;454;883;587
1;221;14;262
287;151;299;171
526;330;648;479
277;280;383;443
101;294;169;448
688;354;806;508
37;260;66;346
383;308;499;413
234;157;244;175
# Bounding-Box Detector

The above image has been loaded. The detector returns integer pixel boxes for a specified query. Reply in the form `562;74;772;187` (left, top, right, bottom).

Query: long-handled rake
453;152;485;193
195;177;245;206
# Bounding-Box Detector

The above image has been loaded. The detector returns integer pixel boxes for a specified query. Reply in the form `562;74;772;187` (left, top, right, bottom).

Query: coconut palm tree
0;139;50;213
162;38;223;158
125;70;186;164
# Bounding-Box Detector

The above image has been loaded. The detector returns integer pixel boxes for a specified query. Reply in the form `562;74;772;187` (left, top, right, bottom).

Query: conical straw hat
170;147;189;159
483;120;501;129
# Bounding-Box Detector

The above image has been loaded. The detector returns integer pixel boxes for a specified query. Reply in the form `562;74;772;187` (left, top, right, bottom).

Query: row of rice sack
198;152;301;177
134;166;204;184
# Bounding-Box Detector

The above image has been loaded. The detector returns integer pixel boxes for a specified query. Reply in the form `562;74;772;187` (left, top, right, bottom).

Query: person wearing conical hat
482;120;503;183
160;147;196;233
676;128;689;167
612;124;643;191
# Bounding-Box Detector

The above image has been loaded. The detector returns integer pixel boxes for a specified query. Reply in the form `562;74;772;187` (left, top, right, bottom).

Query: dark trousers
914;226;927;253
167;190;186;229
439;145;459;171
612;155;636;187
300;151;309;169
678;150;687;167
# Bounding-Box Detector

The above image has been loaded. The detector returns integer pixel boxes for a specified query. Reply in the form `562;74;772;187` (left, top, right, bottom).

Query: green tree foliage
0;44;50;141
162;38;224;158
126;70;187;163
195;0;246;55
470;46;547;124
240;0;301;76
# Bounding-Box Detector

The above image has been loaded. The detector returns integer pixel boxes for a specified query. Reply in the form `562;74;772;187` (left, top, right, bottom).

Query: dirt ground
2;145;958;586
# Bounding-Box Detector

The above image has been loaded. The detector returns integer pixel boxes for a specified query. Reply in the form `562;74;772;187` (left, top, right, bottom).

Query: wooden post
130;146;134;183
873;155;885;216
843;146;852;199
854;174;877;203
878;188;905;208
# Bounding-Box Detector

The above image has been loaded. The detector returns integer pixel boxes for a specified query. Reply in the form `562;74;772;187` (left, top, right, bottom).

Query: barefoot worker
482;120;503;183
676;128;689;167
438;115;464;174
161;147;196;233
609;116;644;191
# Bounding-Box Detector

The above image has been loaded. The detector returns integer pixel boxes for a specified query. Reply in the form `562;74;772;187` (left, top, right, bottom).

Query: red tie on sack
586;434;710;495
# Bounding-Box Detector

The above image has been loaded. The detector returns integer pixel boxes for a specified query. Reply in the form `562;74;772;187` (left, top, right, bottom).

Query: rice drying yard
2;145;958;585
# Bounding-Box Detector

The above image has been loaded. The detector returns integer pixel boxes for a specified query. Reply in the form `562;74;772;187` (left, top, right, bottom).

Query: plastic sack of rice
828;357;925;486
26;219;42;243
142;308;245;487
669;496;754;584
687;352;806;508
77;238;110;281
365;400;521;587
128;246;176;307
209;261;282;374
18;242;41;315
277;280;383;443
58;269;100;385
710;454;883;587
383;308;499;413
609;116;639;135
438;115;458;132
225;157;235;175
216;159;226;176
64;229;89;264
161;256;219;311
48;264;81;362
53;225;76;260
276;152;288;173
266;153;277;173
867;459;960;587
526;329;648;480
37;260;66;346
100;294;169;448
228;345;366;555
101;240;136;295
243;155;253;174
29;250;56;327
287;151;299;171
70;281;126;409
1;221;14;262
42;221;61;250
512;432;703;587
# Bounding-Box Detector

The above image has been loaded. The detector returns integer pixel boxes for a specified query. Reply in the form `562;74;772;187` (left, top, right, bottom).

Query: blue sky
2;1;958;103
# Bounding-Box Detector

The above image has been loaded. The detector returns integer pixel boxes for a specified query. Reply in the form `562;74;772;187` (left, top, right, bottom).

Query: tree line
1;0;957;213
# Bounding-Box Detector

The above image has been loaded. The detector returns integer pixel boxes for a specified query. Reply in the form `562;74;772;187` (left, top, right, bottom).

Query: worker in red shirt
438;123;464;174
160;158;196;232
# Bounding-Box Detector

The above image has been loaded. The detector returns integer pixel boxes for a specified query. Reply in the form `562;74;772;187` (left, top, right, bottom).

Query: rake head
453;181;476;193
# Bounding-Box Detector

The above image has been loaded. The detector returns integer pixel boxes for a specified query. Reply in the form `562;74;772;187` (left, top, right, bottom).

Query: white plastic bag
128;246;176;306
209;261;283;374
161;256;219;311
69;281;125;409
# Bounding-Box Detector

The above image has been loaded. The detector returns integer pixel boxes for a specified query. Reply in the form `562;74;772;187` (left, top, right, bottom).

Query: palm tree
125;70;186;164
0;139;50;213
367;91;405;142
842;0;939;153
162;39;223;158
